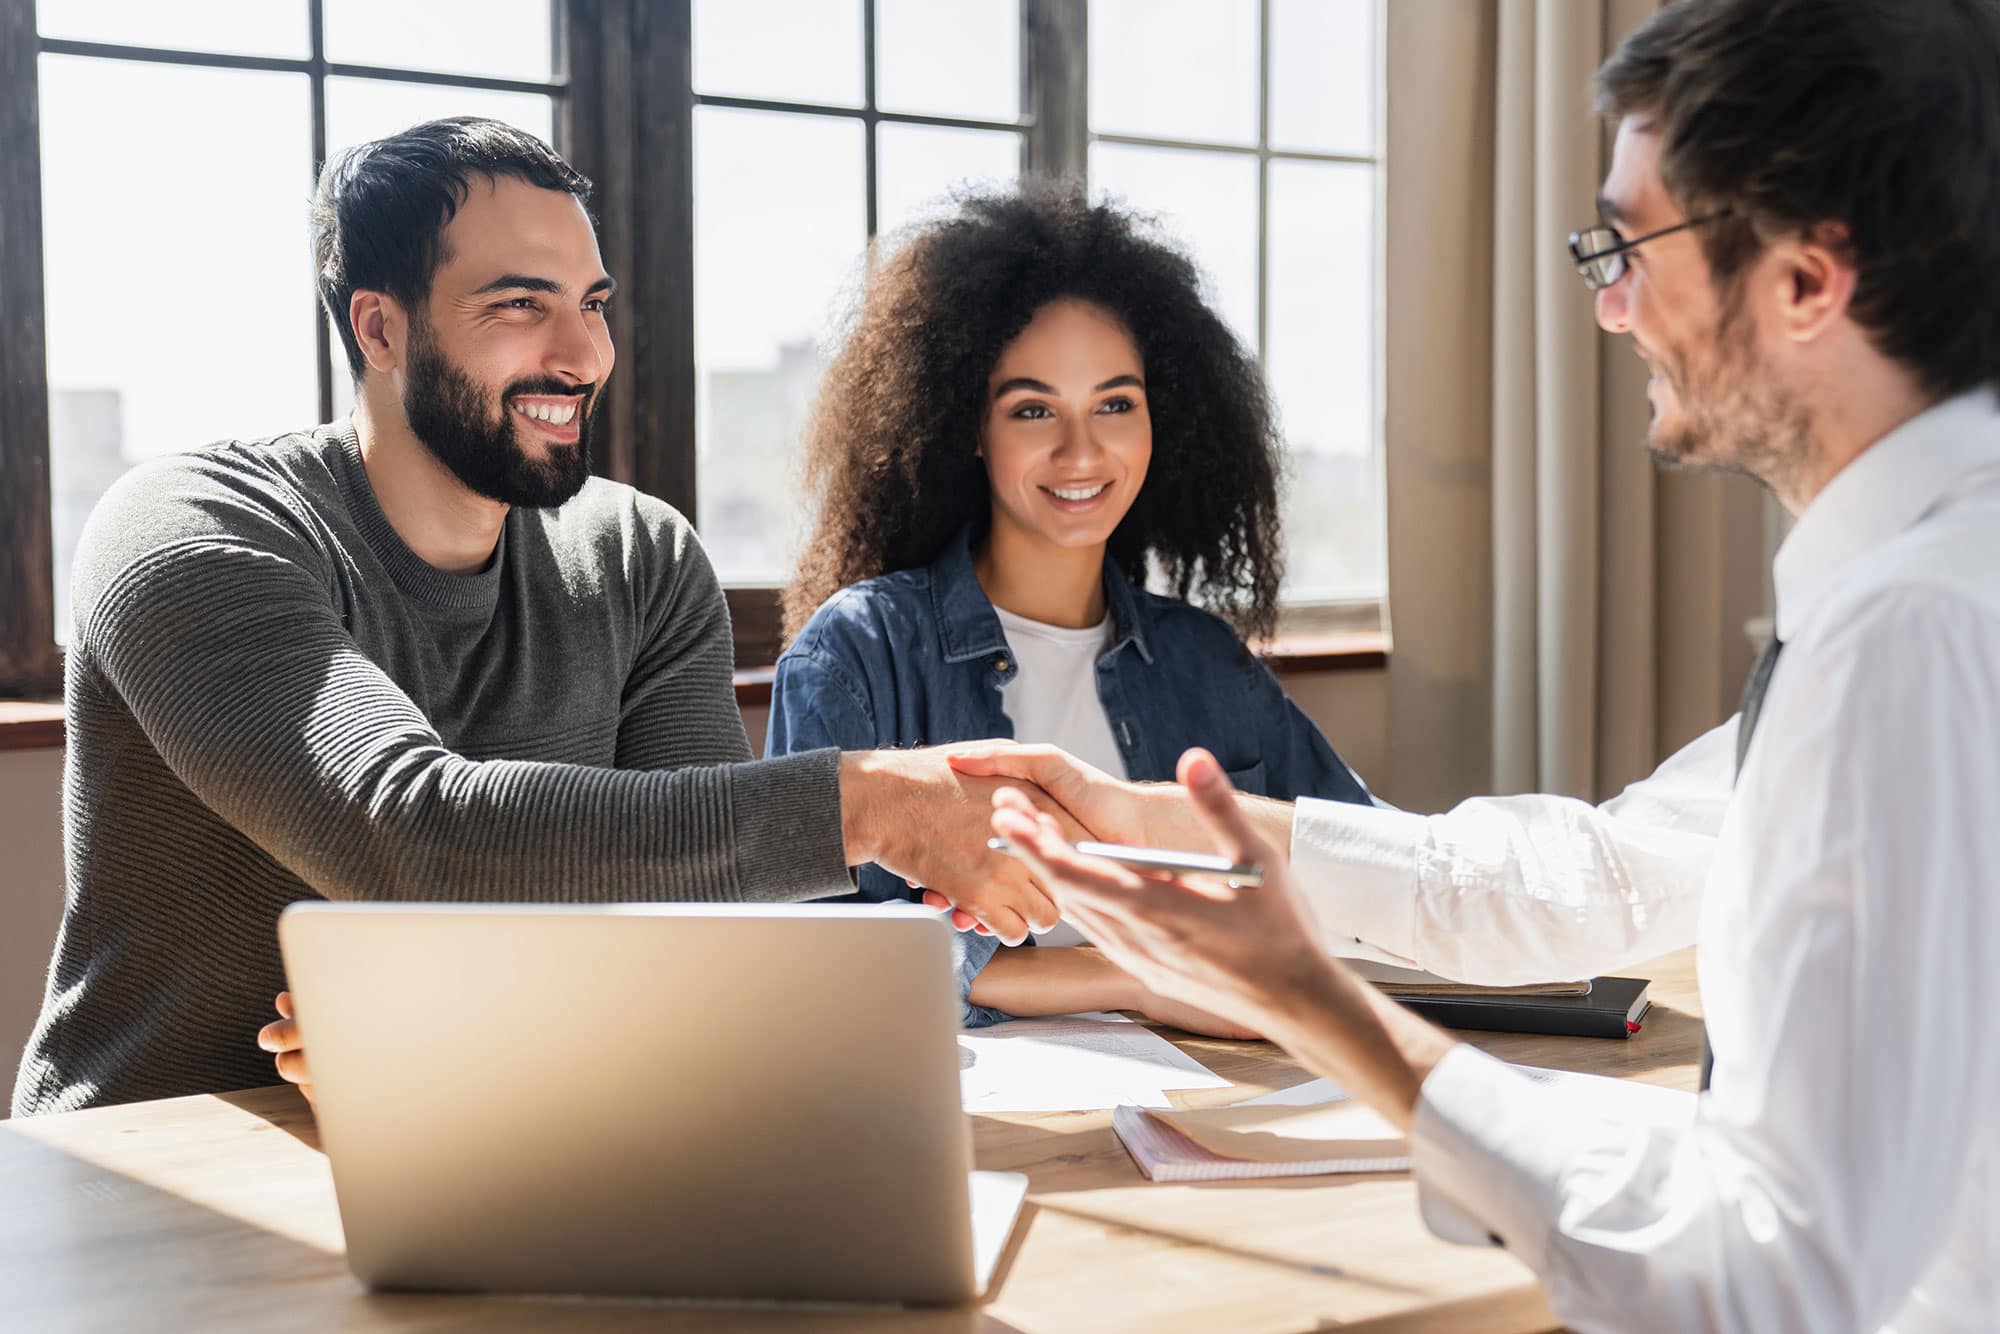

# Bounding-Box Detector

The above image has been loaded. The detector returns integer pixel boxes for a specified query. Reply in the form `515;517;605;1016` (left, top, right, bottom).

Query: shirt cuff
1290;796;1431;965
954;928;1017;1029
729;747;850;902
1410;1044;1579;1269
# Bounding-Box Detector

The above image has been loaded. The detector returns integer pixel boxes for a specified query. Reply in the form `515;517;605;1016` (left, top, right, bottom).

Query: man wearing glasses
954;0;2000;1328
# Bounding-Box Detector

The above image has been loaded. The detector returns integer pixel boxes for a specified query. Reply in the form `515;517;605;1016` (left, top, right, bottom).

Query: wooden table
0;951;1701;1333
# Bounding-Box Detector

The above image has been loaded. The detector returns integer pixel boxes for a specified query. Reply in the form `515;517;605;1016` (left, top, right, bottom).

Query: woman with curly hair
768;183;1374;1031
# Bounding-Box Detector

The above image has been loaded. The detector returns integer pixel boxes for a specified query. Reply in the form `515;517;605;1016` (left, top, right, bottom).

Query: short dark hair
311;116;592;378
782;180;1286;644
1596;0;2000;400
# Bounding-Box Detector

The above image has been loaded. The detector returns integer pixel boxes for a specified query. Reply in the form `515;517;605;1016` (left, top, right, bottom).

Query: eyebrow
993;373;1145;397
472;273;618;298
1595;193;1629;227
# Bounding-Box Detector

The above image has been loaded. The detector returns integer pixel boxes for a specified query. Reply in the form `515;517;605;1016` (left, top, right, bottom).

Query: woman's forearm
966;944;1141;1016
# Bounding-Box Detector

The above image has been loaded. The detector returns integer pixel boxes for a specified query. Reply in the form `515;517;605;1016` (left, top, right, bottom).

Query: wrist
837;751;894;866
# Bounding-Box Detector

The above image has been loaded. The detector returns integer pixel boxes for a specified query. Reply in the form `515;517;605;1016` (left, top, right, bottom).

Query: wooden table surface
0;950;1701;1334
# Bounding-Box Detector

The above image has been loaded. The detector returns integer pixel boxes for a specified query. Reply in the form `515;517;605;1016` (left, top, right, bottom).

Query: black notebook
1390;975;1652;1040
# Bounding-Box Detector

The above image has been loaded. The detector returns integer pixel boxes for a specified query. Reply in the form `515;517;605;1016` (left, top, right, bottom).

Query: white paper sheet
959;1014;1230;1114
1235;1076;1349;1107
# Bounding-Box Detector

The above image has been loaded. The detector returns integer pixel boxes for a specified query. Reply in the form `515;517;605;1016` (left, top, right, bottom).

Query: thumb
1176;748;1270;871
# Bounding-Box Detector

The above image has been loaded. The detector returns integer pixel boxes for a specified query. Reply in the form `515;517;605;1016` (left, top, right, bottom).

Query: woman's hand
255;990;315;1106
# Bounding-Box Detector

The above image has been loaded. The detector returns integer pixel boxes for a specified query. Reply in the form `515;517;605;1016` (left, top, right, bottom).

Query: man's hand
946;741;1179;846
838;748;1090;945
988;747;1456;1124
985;748;1328;1034
255;991;315;1106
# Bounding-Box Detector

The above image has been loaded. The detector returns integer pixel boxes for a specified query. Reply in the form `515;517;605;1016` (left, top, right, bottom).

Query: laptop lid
279;901;1015;1305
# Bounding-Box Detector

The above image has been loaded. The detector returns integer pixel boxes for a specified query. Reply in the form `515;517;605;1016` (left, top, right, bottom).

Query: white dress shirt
1290;390;2000;1333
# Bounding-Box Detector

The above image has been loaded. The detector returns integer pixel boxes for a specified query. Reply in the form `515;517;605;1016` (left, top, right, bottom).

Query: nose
1595;273;1632;334
1054;408;1108;467
546;305;608;387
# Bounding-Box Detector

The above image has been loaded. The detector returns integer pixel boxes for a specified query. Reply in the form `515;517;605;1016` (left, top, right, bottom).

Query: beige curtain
1376;0;1770;812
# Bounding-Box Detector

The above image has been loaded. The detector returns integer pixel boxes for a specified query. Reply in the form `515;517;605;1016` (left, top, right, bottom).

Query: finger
257;1017;300;1053
992;805;1147;919
1176;748;1277;869
275;990;295;1020
274;1048;312;1086
980;905;1031;948
945;741;1047;779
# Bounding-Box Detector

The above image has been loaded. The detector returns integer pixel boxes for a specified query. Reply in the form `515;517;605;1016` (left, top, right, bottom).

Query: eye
1009;401;1054;420
583;296;610;313
496;297;540;312
1097;395;1136;414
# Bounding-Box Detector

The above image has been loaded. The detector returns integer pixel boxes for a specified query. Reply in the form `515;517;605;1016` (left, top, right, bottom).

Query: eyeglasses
1567;212;1730;290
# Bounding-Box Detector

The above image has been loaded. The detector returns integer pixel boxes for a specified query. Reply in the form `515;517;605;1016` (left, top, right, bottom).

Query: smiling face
1593;119;1807;478
980;298;1152;558
399;174;616;507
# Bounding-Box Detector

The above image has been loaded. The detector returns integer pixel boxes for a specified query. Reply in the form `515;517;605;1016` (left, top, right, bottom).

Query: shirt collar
927;524;1155;666
1774;388;2000;641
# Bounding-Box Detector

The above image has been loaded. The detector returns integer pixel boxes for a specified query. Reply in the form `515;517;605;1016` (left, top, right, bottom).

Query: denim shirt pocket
1223;758;1268;796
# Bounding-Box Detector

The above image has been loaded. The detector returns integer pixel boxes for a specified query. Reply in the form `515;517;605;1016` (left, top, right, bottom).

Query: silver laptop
278;902;1027;1305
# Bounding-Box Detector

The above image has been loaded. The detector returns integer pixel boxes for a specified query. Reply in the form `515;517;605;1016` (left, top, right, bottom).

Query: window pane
875;0;1020;122
1270;0;1375;156
39;56;317;641
36;0;308;58
323;81;558;420
695;108;866;584
877;123;1021;237
693;0;863;109
1268;159;1381;600
1089;142;1258;350
324;78;556;170
323;0;555;82
1088;0;1258;147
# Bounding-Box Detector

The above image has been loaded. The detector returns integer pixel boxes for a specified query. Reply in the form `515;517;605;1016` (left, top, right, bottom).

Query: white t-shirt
993;605;1128;948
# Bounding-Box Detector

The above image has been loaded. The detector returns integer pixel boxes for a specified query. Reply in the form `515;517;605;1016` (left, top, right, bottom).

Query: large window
14;0;562;674
0;1;1384;695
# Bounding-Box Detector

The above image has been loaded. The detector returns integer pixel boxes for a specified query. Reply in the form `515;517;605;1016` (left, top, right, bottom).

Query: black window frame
0;0;1382;696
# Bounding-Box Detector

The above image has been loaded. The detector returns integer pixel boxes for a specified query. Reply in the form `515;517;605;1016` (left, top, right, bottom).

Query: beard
402;320;597;509
1643;285;1811;491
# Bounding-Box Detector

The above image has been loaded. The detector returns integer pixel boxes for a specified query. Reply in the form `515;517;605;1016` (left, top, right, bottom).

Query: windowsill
0;700;65;751
0;636;1388;750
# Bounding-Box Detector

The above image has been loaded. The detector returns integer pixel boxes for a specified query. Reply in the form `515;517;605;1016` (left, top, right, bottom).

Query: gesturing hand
255;990;315;1107
986;747;1330;1036
840;748;1093;945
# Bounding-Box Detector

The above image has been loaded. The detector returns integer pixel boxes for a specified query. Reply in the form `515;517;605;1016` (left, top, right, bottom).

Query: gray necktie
1699;635;1785;1091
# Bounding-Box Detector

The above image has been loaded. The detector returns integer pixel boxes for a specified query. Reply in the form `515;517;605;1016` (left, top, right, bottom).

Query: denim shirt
766;526;1373;1026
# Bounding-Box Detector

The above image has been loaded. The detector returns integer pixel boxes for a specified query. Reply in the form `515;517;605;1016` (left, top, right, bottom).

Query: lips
1038;480;1114;513
508;393;587;444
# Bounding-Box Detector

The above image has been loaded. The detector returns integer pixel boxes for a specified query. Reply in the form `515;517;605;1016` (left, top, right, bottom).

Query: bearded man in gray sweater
12;118;1076;1117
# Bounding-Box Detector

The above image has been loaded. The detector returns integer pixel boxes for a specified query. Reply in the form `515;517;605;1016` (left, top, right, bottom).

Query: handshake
834;739;1184;946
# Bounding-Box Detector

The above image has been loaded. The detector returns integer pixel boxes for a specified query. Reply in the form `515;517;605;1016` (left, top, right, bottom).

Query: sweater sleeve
75;480;849;907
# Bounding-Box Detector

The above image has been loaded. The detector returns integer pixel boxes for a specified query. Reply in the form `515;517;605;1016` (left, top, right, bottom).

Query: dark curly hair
782;180;1286;644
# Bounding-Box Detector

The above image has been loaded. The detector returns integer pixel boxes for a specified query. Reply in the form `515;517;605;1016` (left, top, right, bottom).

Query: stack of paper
958;1013;1230;1114
1115;1079;1411;1181
1114;1065;1697;1182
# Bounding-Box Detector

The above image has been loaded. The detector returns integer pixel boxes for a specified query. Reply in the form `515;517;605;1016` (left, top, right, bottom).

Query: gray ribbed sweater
12;422;848;1116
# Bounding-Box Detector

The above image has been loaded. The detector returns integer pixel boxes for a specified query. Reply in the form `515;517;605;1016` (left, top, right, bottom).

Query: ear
349;290;409;376
1774;221;1857;346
